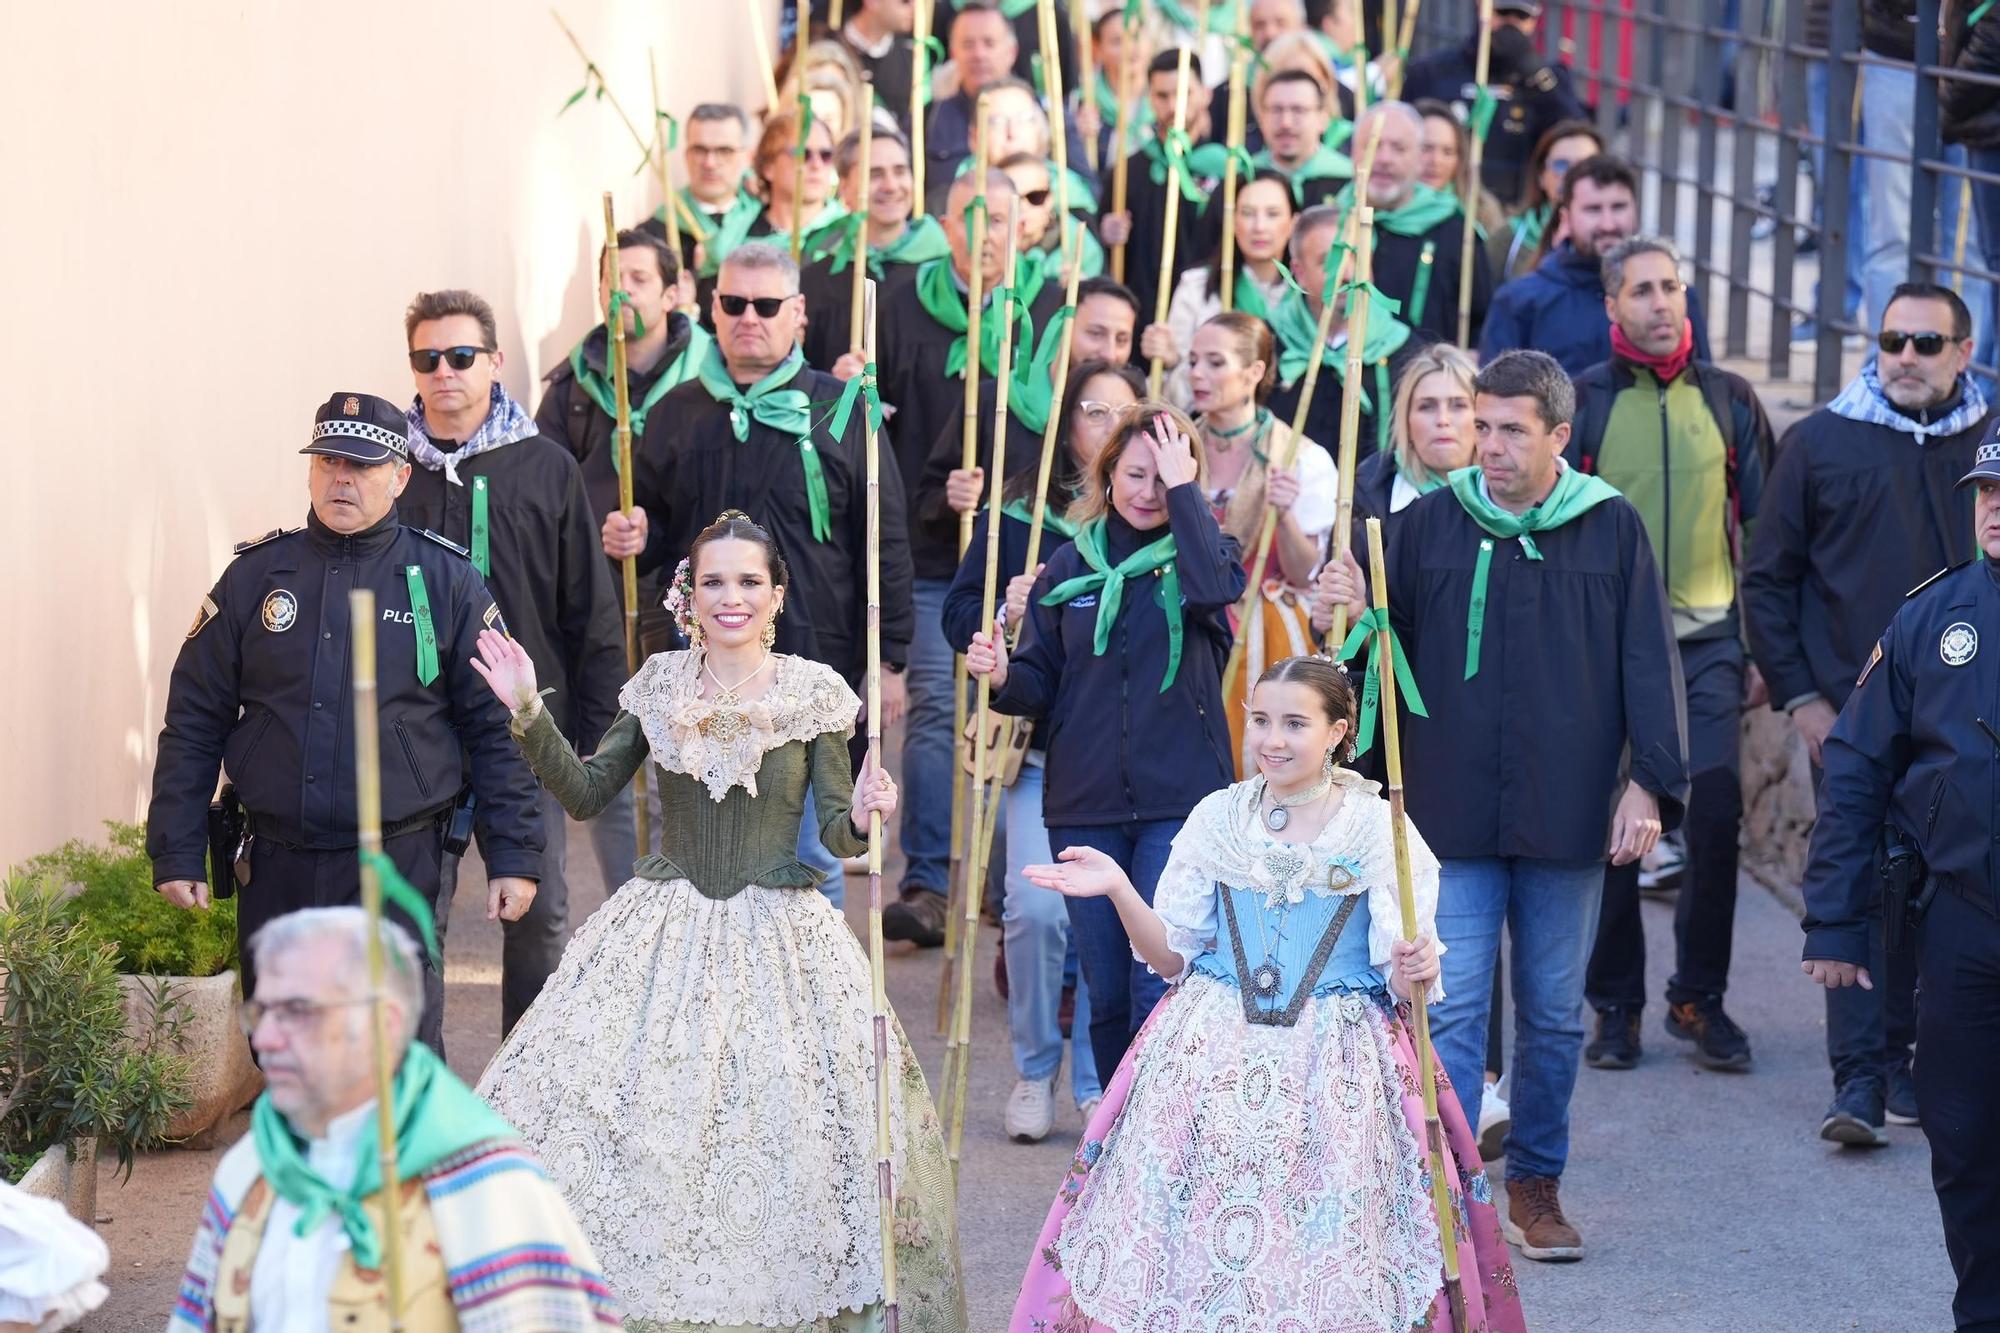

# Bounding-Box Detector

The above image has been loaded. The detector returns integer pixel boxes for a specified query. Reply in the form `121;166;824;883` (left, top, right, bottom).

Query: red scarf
1611;318;1694;383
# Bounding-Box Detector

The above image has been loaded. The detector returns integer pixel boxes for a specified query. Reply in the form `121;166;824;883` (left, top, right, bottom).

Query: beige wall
0;2;777;869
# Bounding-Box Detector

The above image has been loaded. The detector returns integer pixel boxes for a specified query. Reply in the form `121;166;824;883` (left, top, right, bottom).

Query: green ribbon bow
1040;520;1184;691
821;360;887;442
403;566;439;687
1001;496;1080;540
1183;140;1255;188
250;1042;515;1272
469;478;490;577
1141;130;1211;204
1447;464;1622;678
1336;606;1429;757
697;189;768;278
695;344;832;542
914;256;1034;381
356;847;443;967
1253;143;1356;205
605;288;645;341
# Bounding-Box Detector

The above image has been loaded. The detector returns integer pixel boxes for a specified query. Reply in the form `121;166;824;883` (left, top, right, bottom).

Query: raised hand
1022;845;1132;899
469;628;541;713
1148;413;1199;490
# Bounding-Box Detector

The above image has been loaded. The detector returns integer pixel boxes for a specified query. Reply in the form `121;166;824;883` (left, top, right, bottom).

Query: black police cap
302;392;411;465
1958;423;2000;490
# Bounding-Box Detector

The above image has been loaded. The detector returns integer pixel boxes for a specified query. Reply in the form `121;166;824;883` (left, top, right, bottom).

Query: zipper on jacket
1658;379;1673;596
394;719;434;800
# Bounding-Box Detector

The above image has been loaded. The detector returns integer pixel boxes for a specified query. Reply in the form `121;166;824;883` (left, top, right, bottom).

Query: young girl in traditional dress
468;512;965;1331
1010;655;1526;1333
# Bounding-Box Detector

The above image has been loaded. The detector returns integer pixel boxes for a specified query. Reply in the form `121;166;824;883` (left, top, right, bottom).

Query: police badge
1941;622;1978;667
261;589;299;633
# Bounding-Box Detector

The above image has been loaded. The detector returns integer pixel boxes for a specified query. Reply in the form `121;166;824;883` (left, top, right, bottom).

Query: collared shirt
842;19;893;59
249;1100;375;1333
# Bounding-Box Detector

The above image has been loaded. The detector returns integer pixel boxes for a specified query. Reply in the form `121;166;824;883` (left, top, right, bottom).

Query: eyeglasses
1547;157;1579;176
408;346;490;373
797;147;835;165
716;293;795;318
239;995;375;1036
1019;188;1052;207
1879;330;1952;357
1075;400;1123;425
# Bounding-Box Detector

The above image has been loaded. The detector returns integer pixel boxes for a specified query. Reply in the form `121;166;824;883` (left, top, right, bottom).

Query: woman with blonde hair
1352;341;1478;531
966;406;1245;1089
776;36;867;142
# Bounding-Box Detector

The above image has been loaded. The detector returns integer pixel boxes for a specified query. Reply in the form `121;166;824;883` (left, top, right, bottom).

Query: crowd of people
133;1;2000;1330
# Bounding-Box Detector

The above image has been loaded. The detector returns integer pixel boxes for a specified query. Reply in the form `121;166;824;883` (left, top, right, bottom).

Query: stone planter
15;1136;96;1225
118;970;262;1146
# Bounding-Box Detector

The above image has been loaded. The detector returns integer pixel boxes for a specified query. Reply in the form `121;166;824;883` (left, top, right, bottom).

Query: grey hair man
1345;99;1492;342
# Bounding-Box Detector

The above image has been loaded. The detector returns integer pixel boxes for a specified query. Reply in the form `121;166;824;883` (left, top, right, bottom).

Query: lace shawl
1150;769;1445;1001
617;651;859;802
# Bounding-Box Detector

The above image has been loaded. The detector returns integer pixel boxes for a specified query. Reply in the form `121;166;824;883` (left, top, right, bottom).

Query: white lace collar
617;651;859;801
1201;770;1381;909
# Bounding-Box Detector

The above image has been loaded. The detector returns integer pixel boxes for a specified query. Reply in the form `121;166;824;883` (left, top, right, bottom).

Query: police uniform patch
261;589;298;633
186;594;219;640
482;601;510;637
342;395;361;416
1856;640;1883;688
1941;622;1979;667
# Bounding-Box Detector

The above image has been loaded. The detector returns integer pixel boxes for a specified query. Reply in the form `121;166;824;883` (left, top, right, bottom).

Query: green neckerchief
469;477;491;577
796;199;854;254
1039;519;1183;690
250;1042;515;1271
1259;283;1324;390
1009;305;1076;435
567;321;712;465
1448;464;1622;678
695;189;768;278
694;344;832;541
670;183;751;244
823;213;951;276
1394;455;1451;495
1095;68;1156;150
1012;217;1101;311
404;565;439;686
1140;134;1213;205
914;257;1033;380
1334;180;1461;237
1512;203;1549;257
1001;495;1080;540
955;0;1034;14
1334;606;1429;756
1254;143;1355;205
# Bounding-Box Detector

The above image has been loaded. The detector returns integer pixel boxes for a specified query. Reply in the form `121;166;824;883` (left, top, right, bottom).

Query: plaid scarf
406;382;537;485
1827;361;1990;441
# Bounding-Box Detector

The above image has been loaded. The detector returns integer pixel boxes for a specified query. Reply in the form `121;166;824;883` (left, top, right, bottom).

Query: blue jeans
898;578;956;896
1806;58;1865;322
1432;856;1606;1181
1060;818;1180;1088
1004;760;1102;1107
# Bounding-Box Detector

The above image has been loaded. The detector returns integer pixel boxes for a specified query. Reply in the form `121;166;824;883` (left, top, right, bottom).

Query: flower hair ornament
664;557;700;644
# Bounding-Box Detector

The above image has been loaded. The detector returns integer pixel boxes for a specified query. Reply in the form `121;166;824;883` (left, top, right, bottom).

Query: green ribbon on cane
1336;607;1428;757
606;287;645;341
355;847;443;967
821;361;887;441
1469;85;1501;141
403;566;440;687
1140;130;1211;203
559;63;607;114
1039;520;1184;691
695;345;832;541
469;477;490;578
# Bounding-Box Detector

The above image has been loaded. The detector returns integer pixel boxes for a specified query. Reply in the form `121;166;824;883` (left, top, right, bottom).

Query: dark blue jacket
1801;559;2000;964
992;483;1245;826
944;503;1072;755
1479;244;1713;376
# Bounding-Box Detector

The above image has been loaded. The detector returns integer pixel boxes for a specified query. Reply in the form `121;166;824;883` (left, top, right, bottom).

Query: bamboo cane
602;196;651;856
1109;7;1141;281
938;100;994;1037
1322;206;1376;655
1381;0;1398;96
912;0;931;221
1040;0;1074;245
1457;0;1494;348
552;14;706;238
1219;0;1251;312
832;0;846;30
649;51;684;261
1075;0;1099;175
850;97;875;355
349;589;408;1331
1365;516;1469;1332
792;90;812;261
747;0;782;112
1149;2;1209;399
946;206;1021;1173
1391;0;1424;100
1218;114;1387;698
859;277;902;1333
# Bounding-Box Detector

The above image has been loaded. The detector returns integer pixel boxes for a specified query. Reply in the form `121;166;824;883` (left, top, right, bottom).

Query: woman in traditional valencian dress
467;511;964;1332
1006;656;1525;1333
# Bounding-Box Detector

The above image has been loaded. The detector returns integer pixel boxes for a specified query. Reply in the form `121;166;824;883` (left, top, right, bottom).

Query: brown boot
1503;1176;1585;1262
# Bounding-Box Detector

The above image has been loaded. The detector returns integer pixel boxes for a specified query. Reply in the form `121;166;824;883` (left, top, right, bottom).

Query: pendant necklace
704;650;772;708
1263;768;1333;832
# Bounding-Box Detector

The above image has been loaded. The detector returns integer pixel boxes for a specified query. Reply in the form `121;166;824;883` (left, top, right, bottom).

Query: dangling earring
1323;748;1339;777
761;618;777;651
687;618;705;649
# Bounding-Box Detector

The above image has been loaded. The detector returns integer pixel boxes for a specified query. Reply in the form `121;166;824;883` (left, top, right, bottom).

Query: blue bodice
1190;879;1387;1001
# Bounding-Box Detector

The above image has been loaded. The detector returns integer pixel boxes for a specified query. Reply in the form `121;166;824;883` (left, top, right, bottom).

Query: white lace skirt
476;878;962;1331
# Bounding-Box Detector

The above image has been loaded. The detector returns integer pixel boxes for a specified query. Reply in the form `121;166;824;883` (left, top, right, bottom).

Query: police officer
1800;431;2000;1331
147;392;544;1053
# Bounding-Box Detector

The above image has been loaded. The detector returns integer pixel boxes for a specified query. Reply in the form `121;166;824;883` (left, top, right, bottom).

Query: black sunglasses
408;346;489;373
717;293;794;318
1019;188;1052;207
1879;330;1952;357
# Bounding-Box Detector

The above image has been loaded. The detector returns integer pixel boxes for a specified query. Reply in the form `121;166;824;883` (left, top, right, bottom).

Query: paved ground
82;807;1954;1331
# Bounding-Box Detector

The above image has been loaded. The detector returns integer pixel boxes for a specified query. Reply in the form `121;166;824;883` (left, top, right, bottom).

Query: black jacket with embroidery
147;509;544;881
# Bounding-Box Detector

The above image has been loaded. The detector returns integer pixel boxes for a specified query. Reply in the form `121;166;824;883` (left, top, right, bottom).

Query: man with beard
1337;100;1492;345
397;290;624;1035
1480;154;1713;375
1744;281;1994;1148
1250;69;1352;211
536;228;712;884
1400;0;1586;204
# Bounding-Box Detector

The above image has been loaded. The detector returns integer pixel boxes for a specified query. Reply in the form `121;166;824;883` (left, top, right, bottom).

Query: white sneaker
1006;1076;1057;1142
1477;1078;1511;1162
1637;833;1685;894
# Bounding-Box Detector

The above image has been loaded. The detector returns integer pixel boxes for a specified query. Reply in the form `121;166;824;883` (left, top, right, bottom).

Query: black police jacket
1801;558;2000;965
147;509;544;882
1400;37;1587;205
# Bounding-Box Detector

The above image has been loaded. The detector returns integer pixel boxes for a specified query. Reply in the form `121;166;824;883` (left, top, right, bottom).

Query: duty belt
243;804;449;851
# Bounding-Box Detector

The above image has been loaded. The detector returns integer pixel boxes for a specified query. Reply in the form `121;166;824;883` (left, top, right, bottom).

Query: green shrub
18;821;236;977
0;876;194;1173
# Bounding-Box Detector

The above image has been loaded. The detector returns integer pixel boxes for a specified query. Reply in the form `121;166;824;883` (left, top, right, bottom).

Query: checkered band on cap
311;419;408;454
1979;441;2000;468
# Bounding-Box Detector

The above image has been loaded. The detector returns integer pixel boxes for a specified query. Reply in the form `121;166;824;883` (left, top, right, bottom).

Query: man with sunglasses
147;392;544;1055
1745;280;1994;1148
397;289;624;1038
1481;154;1712;376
